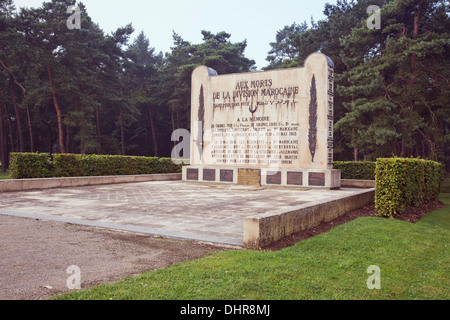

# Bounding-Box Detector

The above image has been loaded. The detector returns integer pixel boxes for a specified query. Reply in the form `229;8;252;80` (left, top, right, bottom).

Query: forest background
0;0;448;172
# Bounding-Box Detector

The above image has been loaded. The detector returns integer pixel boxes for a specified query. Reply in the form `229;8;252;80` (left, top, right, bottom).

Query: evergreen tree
0;0;25;154
337;0;449;162
125;31;163;156
265;22;310;70
161;30;255;133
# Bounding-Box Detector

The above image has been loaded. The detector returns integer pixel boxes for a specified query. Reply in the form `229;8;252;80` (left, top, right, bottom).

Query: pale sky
12;0;337;70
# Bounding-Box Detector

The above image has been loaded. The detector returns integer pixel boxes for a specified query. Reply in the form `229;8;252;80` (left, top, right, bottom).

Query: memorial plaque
309;172;325;186
183;52;341;188
287;172;303;186
203;169;215;181
220;169;234;182
238;169;261;186
186;168;199;181
266;171;282;185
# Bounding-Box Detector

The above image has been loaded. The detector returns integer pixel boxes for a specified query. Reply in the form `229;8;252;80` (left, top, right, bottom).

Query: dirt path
0;215;224;300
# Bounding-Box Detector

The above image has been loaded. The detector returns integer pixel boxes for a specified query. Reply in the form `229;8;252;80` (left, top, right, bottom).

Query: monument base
182;166;341;189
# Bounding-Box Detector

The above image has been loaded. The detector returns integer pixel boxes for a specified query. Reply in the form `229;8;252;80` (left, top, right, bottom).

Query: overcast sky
12;0;337;70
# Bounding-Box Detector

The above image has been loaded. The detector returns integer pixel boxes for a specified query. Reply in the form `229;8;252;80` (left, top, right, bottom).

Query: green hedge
375;158;443;217
10;153;183;179
10;152;53;179
333;161;376;180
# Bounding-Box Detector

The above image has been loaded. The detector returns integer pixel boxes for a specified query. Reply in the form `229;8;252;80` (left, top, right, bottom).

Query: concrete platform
0;180;374;248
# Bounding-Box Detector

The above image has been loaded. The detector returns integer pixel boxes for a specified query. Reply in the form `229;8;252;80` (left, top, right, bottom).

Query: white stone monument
182;52;341;189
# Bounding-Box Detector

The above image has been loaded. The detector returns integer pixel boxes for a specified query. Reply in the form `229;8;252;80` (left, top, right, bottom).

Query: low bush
333;161;376;180
9;153;183;179
375;157;443;217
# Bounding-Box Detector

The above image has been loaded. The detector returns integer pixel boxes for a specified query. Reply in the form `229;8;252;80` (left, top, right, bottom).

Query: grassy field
53;190;450;300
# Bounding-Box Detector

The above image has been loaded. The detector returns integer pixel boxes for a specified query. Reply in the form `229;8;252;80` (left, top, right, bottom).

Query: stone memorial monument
182;52;341;189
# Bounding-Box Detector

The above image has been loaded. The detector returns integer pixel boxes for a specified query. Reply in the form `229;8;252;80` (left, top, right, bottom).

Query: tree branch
0;58;27;93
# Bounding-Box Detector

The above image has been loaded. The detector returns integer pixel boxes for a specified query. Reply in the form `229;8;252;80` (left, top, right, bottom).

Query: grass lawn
53;190;450;300
0;169;10;180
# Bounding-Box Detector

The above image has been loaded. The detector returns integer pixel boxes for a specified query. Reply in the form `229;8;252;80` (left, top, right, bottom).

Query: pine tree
336;0;449;162
125;31;163;156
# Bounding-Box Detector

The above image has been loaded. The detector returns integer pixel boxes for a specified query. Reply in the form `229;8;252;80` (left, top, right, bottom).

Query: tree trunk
352;128;358;161
0;100;6;172
171;104;176;148
353;148;358;162
411;1;424;77
26;105;34;152
413;2;423;38
66;123;70;154
46;63;65;153
148;104;158;157
95;106;102;154
80;114;86;154
401;134;407;157
9;82;23;152
5;106;15;152
47;123;53;153
96;106;101;136
0;59;24;152
120;107;126;156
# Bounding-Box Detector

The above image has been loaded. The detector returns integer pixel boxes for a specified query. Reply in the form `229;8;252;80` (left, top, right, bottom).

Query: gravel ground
0;215;224;300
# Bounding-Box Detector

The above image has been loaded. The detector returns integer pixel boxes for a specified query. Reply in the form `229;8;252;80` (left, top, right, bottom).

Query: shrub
9;153;183;179
52;153;84;177
159;157;183;174
9;152;53;179
423;160;445;202
333;161;376;180
375;158;443;217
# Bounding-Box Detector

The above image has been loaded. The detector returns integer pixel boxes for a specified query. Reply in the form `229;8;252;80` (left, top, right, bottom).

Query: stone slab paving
0;181;366;246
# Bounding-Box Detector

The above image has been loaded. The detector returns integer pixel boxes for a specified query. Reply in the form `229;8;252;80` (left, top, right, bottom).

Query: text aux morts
212;78;300;100
180;304;270;317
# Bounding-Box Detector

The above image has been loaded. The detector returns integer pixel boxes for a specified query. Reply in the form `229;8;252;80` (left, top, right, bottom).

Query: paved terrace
0;181;372;247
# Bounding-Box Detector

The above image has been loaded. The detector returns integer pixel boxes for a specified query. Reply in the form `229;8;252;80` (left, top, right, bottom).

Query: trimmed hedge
10;153;183;179
375;158;443;217
333;161;376;180
10;152;53;179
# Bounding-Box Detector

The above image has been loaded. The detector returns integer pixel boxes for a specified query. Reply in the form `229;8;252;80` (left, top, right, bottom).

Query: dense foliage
1;0;449;172
9;152;183;179
375;157;443;217
0;0;254;171
265;0;449;168
9;152;52;178
333;161;376;180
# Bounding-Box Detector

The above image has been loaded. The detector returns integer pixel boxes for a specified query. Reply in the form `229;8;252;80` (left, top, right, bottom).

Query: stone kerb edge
243;188;375;249
0;173;182;192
